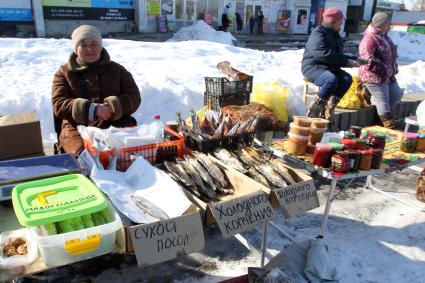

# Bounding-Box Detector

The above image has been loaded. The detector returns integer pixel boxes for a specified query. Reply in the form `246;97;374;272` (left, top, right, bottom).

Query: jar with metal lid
400;132;417;153
416;134;425;152
371;149;384;169
341;138;357;150
344;131;356;139
312;143;333;168
349;126;362;138
345;149;361;171
330;151;350;174
355;139;368;150
369;133;386;149
329;142;344;151
358;149;373;170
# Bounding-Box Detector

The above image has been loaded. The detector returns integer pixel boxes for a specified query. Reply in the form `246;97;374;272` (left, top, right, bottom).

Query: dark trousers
313;70;352;100
250;23;254;34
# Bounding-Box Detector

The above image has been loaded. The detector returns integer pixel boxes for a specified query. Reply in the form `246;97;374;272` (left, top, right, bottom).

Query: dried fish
130;195;170;221
254;163;287;188
164;161;195;189
192;152;228;189
213;148;247;173
177;159;217;201
185;155;219;192
226;121;240;136
236;148;261;166
269;158;297;185
247;168;271;188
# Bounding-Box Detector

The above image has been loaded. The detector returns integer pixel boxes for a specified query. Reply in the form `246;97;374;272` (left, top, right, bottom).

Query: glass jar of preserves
330;151;350;174
349;126;362;138
344;131;356;139
369;133;386;149
371;149;384;169
400;132;417;153
341;138;357;150
345;149;361;171
416;134;425;152
312;143;333;168
355;139;368;150
358;149;373;171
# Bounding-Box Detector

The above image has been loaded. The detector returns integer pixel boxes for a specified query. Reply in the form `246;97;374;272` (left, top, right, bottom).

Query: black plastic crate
204;76;253;96
182;131;255;153
204;91;250;112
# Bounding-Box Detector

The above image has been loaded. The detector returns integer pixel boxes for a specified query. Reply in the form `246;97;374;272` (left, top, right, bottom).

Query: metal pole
260;222;268;267
268;221;297;243
318;178;338;238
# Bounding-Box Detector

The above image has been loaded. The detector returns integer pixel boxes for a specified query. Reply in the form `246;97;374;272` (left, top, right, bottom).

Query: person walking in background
301;7;365;119
221;3;231;32
249;16;255;34
358;12;403;128
257;10;264;34
236;13;243;33
52;25;141;155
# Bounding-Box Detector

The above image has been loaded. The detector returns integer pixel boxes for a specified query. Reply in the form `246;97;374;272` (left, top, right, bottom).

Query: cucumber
92;212;106;226
57;219;75;233
71;216;85;231
81;214;95;228
99;208;114;224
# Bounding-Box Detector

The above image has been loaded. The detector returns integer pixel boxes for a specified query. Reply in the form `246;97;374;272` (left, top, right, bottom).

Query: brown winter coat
52;48;141;155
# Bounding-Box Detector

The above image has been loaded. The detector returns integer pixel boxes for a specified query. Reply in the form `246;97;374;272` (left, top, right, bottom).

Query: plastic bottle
151;114;164;142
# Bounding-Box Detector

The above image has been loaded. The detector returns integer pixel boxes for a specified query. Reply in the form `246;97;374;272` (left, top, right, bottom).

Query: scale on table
0;153;82;201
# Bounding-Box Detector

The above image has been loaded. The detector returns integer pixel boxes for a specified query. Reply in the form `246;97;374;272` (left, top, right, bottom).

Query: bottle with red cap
151;114;164;142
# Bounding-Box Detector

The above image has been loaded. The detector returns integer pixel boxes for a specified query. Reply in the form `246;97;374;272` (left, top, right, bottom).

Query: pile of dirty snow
167;20;236;45
389;30;425;62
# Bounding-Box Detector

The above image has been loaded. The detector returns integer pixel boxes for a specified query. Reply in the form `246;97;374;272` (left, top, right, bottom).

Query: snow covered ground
1;22;425;282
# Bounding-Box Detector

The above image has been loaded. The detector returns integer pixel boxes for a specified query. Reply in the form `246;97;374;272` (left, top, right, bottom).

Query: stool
303;79;320;105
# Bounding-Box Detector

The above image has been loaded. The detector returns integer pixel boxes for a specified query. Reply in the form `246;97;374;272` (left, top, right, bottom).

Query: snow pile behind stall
167;20;236;46
389;30;425;62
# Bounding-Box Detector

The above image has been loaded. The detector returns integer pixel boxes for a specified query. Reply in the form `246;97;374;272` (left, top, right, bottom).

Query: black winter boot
323;95;341;120
307;96;327;118
379;112;396;129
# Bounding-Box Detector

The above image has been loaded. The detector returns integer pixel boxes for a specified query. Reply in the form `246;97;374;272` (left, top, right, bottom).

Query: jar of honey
416;134;425;152
358;149;373;170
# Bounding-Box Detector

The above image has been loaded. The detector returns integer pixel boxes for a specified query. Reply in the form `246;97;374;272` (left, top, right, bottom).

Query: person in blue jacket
301;7;365;119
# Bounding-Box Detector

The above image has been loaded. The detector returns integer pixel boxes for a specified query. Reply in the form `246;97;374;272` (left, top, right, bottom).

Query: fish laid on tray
163;152;234;203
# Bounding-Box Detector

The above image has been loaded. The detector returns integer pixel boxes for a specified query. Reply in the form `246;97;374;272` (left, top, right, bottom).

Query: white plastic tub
29;212;123;267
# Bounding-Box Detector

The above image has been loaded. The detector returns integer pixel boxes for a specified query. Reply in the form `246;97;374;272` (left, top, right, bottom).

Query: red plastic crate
84;127;184;171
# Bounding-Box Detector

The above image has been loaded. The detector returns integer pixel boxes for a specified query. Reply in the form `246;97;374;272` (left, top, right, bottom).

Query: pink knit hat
322;7;345;24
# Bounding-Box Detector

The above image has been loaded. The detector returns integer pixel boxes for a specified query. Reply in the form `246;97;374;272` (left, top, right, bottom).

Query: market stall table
268;126;425;239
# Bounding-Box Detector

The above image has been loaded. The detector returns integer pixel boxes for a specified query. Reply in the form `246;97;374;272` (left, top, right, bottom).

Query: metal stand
260;222;268;267
318;178;338;238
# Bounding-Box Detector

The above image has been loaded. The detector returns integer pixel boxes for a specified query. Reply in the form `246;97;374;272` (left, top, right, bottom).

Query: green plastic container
12;174;107;227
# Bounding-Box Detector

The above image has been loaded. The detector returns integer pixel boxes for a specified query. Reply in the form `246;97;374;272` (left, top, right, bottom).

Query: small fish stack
213;147;297;190
164;152;234;203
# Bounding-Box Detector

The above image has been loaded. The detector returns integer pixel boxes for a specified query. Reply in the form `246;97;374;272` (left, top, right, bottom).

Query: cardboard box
0;112;44;160
125;205;205;266
187;157;277;238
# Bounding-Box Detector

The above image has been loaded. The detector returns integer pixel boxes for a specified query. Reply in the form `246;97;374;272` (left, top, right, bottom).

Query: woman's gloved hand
96;104;112;121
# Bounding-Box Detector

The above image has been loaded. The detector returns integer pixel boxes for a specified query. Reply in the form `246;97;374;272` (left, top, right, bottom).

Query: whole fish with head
247;167;271;189
184;155;219;192
245;147;272;163
235;148;262;167
190;110;211;140
164;161;196;189
192;152;228;189
130;195;170;221
214;148;247;173
254;163;287;188
269;158;297;185
176;158;217;201
225;121;241;136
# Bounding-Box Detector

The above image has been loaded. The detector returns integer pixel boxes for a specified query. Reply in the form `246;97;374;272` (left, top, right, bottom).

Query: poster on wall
147;0;160;16
275;10;291;33
0;0;33;22
161;0;173;15
42;0;135;21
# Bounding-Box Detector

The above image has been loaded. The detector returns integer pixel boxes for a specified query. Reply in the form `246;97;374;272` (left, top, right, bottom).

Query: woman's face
380;22;391;33
76;39;101;63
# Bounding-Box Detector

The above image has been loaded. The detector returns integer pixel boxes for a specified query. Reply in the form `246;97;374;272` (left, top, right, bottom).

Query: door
292;7;310;34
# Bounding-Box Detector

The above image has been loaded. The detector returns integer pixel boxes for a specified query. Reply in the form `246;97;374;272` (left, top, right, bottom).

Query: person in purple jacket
358;12;403;129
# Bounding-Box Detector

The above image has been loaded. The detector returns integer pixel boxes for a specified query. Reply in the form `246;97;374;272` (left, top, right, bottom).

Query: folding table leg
260;222;268;267
318;178;338;238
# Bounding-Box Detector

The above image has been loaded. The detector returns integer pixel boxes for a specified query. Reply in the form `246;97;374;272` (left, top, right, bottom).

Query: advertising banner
0;0;32;22
42;0;135;21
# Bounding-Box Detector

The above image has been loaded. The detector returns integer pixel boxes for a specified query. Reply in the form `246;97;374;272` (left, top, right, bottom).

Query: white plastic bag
416;100;425;128
0;228;38;269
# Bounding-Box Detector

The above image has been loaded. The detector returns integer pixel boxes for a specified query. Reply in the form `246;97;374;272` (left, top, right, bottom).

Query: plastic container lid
329;142;344;150
341;138;357;147
359;149;373;155
418;134;425;139
12;174;107;227
153;114;161;119
315;143;333;150
403;132;418;139
288;132;310;141
289;123;310;130
344;131;356;139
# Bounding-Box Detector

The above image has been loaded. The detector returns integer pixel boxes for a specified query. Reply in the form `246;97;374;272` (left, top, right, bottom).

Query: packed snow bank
389;30;425;62
167;20;236;46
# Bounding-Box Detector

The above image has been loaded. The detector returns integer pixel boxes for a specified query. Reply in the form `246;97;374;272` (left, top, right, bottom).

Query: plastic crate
182;131;254;153
204;91;251;112
204;76;253;96
84;127;184;171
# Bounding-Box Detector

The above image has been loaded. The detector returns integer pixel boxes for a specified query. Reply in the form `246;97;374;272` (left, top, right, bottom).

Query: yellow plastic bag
251;81;289;121
337;76;361;110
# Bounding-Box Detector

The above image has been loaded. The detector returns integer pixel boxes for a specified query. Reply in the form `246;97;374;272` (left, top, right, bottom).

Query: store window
207;1;218;22
197;0;207;20
186;0;195;20
297;9;307;25
176;0;184;20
